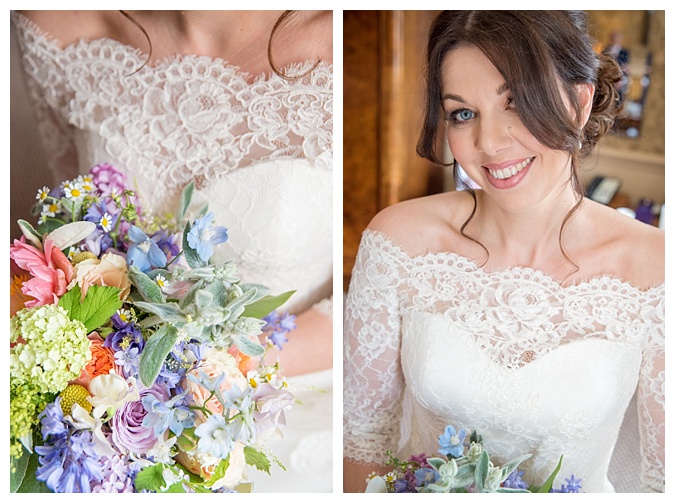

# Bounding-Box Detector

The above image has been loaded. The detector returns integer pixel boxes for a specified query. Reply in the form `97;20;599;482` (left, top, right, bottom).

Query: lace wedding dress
13;12;333;493
344;230;664;493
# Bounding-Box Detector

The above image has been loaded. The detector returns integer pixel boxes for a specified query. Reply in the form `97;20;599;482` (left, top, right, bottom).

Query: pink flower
10;237;73;308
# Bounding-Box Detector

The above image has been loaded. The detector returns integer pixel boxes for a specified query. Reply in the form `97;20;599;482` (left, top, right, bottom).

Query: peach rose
174;441;247;490
228;344;261;375
183;347;248;421
71;252;131;299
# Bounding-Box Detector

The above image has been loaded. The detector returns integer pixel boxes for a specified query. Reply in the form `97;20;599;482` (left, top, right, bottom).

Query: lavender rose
112;384;168;453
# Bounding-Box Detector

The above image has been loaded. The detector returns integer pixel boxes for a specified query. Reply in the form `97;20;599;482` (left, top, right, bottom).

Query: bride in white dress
12;10;333;492
343;11;664;493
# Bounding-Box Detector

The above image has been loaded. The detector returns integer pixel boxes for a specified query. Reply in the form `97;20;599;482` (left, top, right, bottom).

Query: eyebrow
442;82;510;103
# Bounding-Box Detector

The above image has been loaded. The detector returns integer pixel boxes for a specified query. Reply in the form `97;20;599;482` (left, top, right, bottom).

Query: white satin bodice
344;229;664;493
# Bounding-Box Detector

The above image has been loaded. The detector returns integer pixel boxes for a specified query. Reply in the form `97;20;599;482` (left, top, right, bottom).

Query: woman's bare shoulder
367;191;476;257
585;201;664;289
17;10;122;48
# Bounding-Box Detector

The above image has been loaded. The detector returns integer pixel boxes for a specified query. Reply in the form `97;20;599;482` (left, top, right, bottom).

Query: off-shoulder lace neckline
363;228;664;295
12;10;333;85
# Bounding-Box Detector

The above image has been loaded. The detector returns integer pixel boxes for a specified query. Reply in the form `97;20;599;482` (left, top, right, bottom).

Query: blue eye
447;108;476;124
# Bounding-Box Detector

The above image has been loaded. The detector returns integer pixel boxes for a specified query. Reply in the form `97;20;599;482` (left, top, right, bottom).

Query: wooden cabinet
343;11;442;290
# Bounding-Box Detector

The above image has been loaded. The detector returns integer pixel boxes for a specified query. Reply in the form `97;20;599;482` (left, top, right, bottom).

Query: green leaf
58;284;123;333
244;446;272;474
182;220;207;269
134;463;166;492
128;266;164;303
17;219;44;248
15;450;49;492
232;332;265;357
133;301;185;322
475;450;489;492
139;325;179;387
205;457;230;488
224;287;258;314
533;455;563;493
178;181;195;222
242;290;295;318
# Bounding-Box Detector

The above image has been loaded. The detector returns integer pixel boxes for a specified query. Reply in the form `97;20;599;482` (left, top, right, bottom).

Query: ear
575;83;595;128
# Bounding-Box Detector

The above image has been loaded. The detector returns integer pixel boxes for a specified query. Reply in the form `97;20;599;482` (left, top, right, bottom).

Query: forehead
440;45;506;96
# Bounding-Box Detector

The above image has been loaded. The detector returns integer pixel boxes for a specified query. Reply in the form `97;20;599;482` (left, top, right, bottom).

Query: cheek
446;129;475;164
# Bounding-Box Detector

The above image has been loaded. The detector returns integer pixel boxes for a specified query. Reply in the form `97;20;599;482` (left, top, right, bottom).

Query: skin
343;44;664;492
18;10;334;376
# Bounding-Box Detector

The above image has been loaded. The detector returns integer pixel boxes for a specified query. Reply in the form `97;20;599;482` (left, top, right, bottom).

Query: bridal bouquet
10;164;297;493
365;425;582;493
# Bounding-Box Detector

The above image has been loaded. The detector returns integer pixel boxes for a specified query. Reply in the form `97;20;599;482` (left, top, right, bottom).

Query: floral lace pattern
344;230;664;492
13;12;332;217
12;12;333;319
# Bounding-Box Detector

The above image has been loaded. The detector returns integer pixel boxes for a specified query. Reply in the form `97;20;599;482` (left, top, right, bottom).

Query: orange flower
10;273;34;317
74;333;120;387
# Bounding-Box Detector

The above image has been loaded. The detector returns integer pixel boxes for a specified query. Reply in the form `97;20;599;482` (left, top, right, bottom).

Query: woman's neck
469;183;584;273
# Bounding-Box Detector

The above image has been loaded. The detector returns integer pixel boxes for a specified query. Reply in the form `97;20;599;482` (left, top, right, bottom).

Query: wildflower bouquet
10;164;298;493
365;425;582;493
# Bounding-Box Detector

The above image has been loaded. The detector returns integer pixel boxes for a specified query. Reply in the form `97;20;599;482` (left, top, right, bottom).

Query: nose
475;116;512;157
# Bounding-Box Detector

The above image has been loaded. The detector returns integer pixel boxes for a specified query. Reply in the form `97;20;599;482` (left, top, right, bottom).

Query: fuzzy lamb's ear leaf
17;220;43;249
48;221;96;249
232;333;265;357
139;324;179;387
128;266;164;303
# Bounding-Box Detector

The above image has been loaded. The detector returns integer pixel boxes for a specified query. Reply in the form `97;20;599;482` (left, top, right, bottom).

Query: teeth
489;157;533;180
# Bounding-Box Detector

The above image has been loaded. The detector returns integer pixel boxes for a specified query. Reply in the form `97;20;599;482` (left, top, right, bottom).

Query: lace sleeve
12;12;79;182
343;230;408;465
637;288;665;492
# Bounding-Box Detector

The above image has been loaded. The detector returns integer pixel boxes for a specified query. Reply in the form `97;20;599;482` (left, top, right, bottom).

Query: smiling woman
343;10;664;493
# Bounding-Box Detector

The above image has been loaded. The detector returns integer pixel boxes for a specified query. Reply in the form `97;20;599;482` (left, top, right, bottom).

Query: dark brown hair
416;11;623;276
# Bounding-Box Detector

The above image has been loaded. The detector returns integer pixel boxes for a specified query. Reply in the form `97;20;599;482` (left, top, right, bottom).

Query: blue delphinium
115;346;141;378
262;310;297;350
142;390;195;437
551;475;583;493
35;399;104;492
187;211;228;262
195;414;234;459
438;425;467;459
502;469;530;490
126;225;167;272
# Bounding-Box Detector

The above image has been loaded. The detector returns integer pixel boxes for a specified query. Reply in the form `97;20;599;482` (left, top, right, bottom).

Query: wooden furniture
343;11;441;290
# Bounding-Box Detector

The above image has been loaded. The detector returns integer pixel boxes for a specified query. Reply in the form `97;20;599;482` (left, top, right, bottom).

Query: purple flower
105;315;144;353
153;229;181;261
186;211;228;262
415;467;439;488
115;347;140;378
551;475;583;493
439;424;467;459
90;454;137;493
90;163;131;199
262;310;296;350
126;226;167;272
35;400;104;492
502;469;529;490
112;384;169;454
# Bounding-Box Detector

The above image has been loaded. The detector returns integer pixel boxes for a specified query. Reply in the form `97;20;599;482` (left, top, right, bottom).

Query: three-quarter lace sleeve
636;287;665;492
343;230;408;464
12;12;79;183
